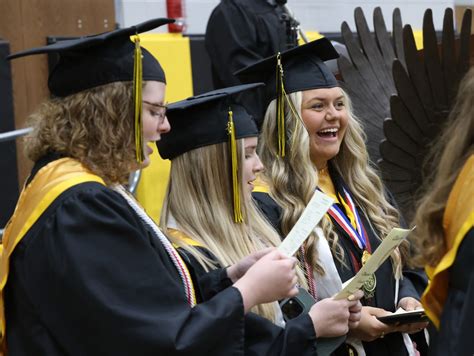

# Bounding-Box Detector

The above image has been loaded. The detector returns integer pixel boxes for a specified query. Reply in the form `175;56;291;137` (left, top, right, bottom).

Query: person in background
412;66;474;356
236;38;428;356
205;0;299;127
0;19;304;356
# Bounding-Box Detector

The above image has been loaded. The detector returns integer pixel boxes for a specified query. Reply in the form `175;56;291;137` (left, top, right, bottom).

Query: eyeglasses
143;100;168;122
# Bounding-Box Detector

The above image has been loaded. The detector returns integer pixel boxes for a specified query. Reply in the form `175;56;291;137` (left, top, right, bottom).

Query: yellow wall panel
136;33;193;223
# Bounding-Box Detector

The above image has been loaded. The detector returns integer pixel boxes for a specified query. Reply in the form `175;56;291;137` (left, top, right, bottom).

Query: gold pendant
361;250;371;265
361;250;376;298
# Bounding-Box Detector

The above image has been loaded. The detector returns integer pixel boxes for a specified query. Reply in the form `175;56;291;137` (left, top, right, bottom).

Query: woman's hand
395;297;429;334
348;306;395;341
309;290;364;338
226;247;273;283
233;249;298;312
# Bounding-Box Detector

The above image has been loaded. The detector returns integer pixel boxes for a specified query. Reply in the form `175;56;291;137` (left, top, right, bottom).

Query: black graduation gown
5;157;247;356
205;0;298;125
253;175;427;356
429;228;474;356
178;247;318;356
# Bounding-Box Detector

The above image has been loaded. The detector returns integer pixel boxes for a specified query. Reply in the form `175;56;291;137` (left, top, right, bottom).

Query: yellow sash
422;155;474;328
0;158;104;352
168;228;205;248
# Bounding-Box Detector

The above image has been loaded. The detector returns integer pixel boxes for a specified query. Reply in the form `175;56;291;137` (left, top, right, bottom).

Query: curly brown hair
25;81;139;185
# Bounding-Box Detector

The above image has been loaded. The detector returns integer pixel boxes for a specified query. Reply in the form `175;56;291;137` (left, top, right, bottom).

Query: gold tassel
276;53;286;157
133;35;144;163
227;108;243;223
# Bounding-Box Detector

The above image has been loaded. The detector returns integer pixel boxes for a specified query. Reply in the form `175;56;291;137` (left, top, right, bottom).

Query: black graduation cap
234;37;339;108
7;18;174;97
157;83;263;160
157;83;263;223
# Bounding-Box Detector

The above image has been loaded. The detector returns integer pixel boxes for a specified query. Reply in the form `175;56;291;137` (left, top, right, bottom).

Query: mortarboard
234;37;339;157
157;83;264;222
7;18;173;97
8;18;174;163
234;37;339;107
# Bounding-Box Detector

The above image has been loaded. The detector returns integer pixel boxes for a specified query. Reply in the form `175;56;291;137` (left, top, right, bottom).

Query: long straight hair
161;139;307;322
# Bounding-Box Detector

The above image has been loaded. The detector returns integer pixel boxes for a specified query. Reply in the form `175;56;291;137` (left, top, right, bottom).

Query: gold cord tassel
276;53;286;157
227;109;243;223
133;35;144;163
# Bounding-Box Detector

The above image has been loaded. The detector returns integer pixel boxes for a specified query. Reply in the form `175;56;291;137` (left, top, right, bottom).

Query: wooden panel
455;5;474;33
0;0;115;186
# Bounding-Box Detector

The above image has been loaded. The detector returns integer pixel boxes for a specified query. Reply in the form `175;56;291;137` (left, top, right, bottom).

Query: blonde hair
24;82;137;185
161;139;306;322
260;88;403;276
412;67;474;267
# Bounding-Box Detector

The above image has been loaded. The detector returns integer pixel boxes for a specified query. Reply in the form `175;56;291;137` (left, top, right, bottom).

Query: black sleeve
197;268;233;301
244;312;317;356
20;185;246;356
178;246;233;301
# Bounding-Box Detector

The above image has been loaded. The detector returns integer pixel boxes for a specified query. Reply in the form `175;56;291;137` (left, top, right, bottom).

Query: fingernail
347;294;355;301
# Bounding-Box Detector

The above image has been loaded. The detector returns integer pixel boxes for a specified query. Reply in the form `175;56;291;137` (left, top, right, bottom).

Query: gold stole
167;228;205;248
0;158;104;353
423;155;474;328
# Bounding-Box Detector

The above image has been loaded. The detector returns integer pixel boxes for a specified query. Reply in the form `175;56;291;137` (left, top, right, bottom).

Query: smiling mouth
317;128;338;138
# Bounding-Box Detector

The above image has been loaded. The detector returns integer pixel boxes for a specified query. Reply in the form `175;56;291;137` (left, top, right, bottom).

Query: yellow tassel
133;35;144;163
276;53;286;157
227;109;243;223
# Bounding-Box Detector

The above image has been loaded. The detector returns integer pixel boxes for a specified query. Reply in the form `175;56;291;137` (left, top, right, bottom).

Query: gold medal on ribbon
361;250;376;298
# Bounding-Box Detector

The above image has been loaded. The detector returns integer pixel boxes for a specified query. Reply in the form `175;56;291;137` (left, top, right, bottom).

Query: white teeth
319;128;338;134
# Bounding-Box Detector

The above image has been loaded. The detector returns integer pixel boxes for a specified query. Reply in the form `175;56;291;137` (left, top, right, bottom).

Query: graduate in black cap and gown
0;19;312;356
157;83;364;354
235;38;429;356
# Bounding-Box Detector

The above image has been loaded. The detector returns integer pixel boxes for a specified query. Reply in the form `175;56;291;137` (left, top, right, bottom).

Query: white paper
278;190;334;257
334;227;415;300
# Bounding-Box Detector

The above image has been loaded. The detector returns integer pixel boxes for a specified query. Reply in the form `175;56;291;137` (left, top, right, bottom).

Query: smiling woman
301;87;349;170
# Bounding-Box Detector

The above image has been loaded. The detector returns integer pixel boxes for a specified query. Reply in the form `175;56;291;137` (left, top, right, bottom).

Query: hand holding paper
334;227;415;300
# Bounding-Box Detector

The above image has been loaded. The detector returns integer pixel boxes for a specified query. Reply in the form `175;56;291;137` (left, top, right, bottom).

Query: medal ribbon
326;188;370;253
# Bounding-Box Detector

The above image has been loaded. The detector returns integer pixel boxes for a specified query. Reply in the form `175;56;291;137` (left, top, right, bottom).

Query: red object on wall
166;0;186;33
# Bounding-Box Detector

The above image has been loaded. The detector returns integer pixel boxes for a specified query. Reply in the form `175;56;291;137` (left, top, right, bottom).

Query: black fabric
430;228;474;356
158;84;262;160
234;37;339;110
5;158;250;356
252;172;427;356
7;18;171;96
178;247;318;356
205;0;298;126
0;40;19;227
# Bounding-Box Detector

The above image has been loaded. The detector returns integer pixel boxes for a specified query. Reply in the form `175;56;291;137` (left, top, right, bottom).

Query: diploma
278;190;334;257
334;227;415;300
